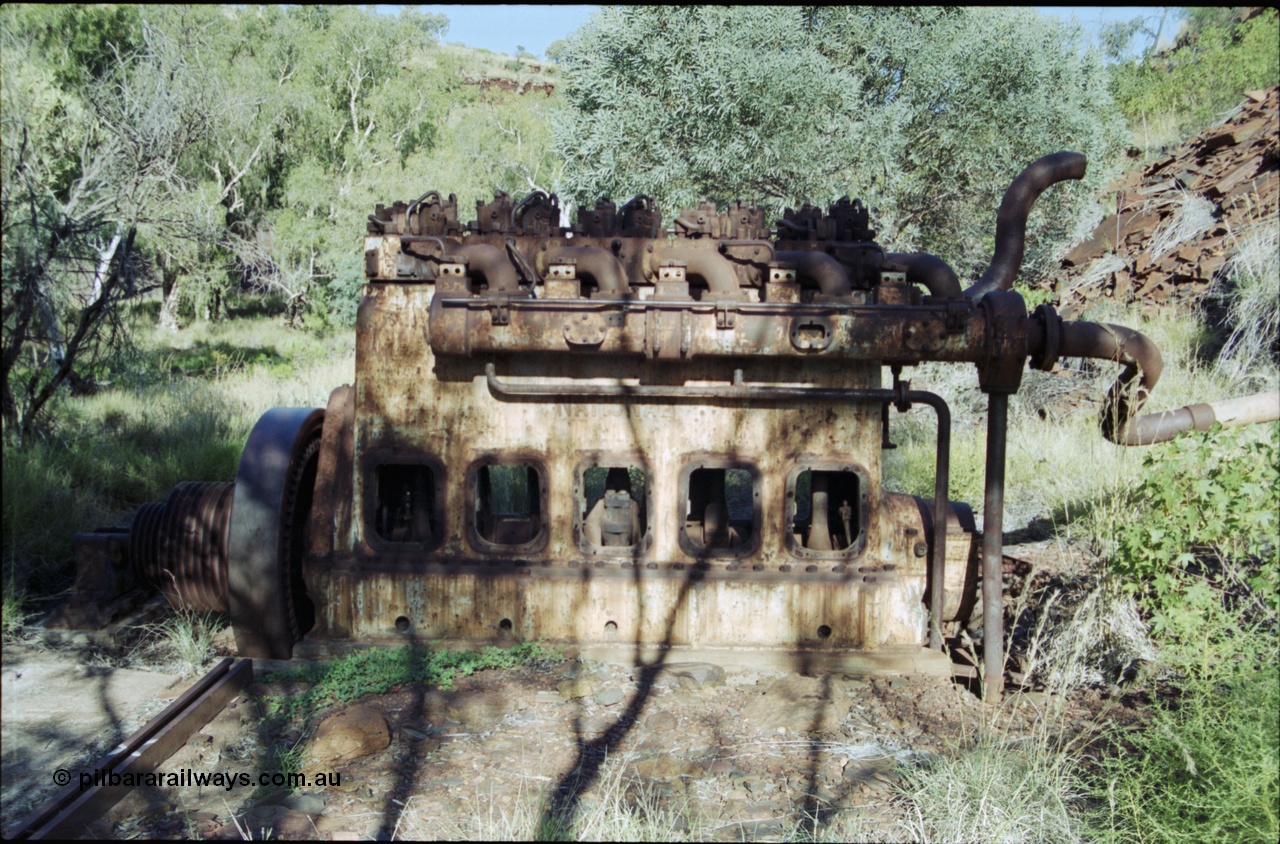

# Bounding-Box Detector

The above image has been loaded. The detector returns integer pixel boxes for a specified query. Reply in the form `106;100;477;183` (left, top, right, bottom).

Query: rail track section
11;658;252;840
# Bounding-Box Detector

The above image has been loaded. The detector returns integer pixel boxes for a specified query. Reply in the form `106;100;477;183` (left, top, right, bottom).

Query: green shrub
1092;667;1279;844
1092;423;1278;841
1108;424;1279;674
1110;9;1280;138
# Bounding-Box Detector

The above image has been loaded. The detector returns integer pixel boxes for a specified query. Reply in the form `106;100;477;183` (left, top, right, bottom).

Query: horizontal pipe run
428;296;995;363
487;362;943;406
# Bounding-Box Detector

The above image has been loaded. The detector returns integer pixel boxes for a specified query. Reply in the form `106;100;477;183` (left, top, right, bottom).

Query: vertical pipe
982;393;1008;702
928;397;951;651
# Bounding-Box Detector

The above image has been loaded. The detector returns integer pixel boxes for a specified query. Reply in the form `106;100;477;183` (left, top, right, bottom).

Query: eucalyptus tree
553;6;1125;281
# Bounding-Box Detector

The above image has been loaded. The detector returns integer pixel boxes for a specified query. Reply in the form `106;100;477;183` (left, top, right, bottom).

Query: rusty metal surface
134;482;235;613
67;153;1199;692
227;407;324;660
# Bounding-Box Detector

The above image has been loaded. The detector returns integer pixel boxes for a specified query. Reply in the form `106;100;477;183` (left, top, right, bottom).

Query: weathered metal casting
70;150;1270;701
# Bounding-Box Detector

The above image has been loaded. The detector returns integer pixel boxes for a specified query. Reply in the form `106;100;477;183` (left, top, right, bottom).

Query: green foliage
139;609;226;676
265;642;562;719
1109;424;1279;672
1013;282;1054;310
2;579;27;639
1109;9;1279;137
310;252;366;330
1092;668;1279;844
554;6;1124;282
10;4;144;89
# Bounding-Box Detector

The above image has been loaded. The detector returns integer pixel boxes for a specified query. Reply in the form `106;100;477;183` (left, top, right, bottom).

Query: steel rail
11;657;253;840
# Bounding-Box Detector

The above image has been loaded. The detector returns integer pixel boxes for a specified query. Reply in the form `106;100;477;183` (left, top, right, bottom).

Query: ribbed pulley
129;482;235;612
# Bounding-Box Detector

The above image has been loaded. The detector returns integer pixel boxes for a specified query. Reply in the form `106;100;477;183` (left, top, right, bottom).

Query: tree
1;9;221;439
553;6;1125;282
1107;7;1279;136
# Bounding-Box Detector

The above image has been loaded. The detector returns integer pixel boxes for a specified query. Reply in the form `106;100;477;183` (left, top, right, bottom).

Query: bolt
913;542;928;557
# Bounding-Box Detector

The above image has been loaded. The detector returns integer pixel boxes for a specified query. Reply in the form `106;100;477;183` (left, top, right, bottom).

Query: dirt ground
3;593;1144;843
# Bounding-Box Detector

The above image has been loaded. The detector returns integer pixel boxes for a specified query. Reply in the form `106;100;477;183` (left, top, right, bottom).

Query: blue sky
376;6;1178;60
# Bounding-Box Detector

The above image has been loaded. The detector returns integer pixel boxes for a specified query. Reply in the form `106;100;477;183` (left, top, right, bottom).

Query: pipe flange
1030;303;1062;372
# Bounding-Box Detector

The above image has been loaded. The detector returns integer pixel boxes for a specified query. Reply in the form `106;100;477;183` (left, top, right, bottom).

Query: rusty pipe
1057;321;1169;445
774;250;853;299
964;151;1088;301
545;246;629;297
649;248;740;297
885;252;963;300
443;241;521;294
981;392;1008;702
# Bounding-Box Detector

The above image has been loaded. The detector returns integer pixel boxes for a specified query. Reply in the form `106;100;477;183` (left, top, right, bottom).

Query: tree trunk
159;273;182;331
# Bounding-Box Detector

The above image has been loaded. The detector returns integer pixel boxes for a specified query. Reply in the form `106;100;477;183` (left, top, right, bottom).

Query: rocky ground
75;648;1132;841
2;537;1137;842
1045;84;1278;317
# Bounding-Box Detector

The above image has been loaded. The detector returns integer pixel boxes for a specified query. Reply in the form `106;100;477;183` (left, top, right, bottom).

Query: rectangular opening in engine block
467;459;548;553
678;460;761;558
786;465;869;559
574;459;652;556
365;458;444;551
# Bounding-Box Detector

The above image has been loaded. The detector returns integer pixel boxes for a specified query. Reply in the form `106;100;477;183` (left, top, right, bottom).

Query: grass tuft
1023;579;1157;693
2;580;28;639
896;736;1087;844
1215;219;1280;382
135;609;226;676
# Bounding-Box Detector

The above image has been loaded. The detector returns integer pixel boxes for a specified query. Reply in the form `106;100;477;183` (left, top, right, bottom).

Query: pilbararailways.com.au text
55;767;342;792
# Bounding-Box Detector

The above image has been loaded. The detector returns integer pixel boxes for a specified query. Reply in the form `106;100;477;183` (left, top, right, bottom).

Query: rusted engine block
64;152;1194;691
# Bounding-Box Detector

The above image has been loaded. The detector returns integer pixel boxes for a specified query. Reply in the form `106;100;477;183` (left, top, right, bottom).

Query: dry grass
1214;219;1280;383
1021;579;1157;692
1148;191;1217;258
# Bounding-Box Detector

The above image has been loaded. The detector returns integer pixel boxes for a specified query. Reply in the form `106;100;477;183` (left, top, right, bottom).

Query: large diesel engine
66;152;1239;696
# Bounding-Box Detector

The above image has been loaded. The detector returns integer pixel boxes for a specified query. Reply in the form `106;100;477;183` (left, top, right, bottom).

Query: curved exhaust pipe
443;240;521;295
1055;320;1280;445
884;252;963;300
649;248;741;298
545;246;629;297
774;250;853;299
964;151;1088;301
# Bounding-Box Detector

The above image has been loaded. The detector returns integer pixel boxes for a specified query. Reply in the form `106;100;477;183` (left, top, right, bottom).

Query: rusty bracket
646;307;691;359
715;302;737;329
489;296;511;326
944;301;969;334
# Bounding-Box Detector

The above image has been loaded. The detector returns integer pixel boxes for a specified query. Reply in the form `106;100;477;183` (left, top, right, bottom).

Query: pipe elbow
1059;321;1171;445
448;242;520;294
965;151;1088;301
884;252;962;300
652;248;741;297
546;246;629;297
774;251;852;299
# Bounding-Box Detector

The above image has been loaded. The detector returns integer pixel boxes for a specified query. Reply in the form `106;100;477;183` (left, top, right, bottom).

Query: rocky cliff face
1045;85;1278;318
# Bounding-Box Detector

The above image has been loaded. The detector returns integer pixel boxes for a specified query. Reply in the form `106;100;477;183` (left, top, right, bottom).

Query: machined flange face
227;406;325;659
